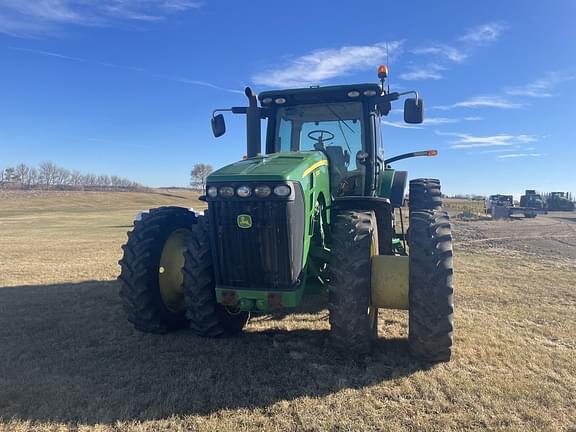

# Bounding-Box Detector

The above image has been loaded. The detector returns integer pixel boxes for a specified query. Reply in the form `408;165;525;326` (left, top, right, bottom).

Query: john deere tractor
546;192;575;211
118;66;454;362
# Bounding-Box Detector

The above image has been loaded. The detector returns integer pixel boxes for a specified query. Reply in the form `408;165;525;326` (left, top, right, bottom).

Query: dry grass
443;198;486;216
0;191;575;431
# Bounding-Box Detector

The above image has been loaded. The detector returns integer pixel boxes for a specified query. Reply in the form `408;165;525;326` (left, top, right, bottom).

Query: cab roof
258;83;382;106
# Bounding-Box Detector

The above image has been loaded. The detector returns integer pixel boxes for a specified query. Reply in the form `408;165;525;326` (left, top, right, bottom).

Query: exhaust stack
245;87;261;158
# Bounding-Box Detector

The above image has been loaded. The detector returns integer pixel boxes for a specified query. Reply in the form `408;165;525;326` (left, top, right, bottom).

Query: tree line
0;161;144;191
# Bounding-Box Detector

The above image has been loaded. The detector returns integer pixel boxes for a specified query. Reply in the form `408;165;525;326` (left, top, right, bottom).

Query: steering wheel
307;130;335;150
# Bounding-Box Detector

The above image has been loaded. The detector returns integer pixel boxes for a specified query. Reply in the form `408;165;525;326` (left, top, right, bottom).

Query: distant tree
110;175;122;187
26;167;38;188
8;168;16;181
54;167;71;186
15;164;30;185
190;163;213;191
3;167;17;182
83;173;97;186
69;170;83;187
97;175;111;187
38;161;59;188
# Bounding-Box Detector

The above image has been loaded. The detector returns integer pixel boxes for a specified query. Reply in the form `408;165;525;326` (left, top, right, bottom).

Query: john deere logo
237;214;252;229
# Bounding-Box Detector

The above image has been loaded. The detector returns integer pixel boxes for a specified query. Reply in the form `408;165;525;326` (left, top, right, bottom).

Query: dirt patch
452;212;576;267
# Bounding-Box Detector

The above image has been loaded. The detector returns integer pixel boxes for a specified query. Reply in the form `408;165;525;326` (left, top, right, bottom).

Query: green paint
216;285;306;313
208;151;328;183
208;150;331;312
207;82;428;313
377;168;395;199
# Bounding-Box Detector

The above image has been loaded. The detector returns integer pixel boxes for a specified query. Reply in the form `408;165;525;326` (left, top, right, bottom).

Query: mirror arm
378;90;419;105
397;90;419;103
212;107;248;119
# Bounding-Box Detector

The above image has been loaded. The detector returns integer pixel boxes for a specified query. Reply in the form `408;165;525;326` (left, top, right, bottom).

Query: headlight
236;185;252;198
219;186;234;198
254;185;271;198
273;184;291;197
207;186;218;198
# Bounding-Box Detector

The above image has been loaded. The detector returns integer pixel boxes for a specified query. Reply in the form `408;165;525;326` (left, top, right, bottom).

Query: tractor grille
207;188;305;291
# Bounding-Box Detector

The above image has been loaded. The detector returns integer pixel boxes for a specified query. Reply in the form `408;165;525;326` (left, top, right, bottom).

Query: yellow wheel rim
158;228;192;313
368;221;379;337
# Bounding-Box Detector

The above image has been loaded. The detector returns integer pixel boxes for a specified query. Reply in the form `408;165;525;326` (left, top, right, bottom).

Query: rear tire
118;207;196;333
328;210;378;354
408;179;453;362
182;214;249;337
409;178;442;211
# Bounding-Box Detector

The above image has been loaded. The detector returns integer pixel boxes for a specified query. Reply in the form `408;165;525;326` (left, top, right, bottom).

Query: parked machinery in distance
546;192;575;211
546;192;576;211
519;190;546;218
486;192;546;219
486;194;513;217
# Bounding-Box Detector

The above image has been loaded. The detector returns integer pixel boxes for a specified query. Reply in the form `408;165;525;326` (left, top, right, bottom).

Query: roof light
378;65;388;79
261;97;273;104
347;90;360;98
274;97;287;104
363;89;378;96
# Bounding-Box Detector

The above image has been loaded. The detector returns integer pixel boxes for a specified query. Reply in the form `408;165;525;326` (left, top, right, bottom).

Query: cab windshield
275;102;366;196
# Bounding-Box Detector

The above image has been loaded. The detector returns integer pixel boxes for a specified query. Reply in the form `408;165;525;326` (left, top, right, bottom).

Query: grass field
0;191;575;431
442;198;486;216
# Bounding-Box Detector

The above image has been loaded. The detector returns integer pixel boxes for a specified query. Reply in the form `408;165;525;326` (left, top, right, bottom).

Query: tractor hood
208;151;328;183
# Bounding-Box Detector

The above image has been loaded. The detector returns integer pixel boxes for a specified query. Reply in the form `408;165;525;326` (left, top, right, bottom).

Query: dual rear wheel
327;178;454;362
118;207;248;336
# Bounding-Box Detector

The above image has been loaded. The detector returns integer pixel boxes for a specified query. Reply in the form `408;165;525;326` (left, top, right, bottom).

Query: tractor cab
257;83;393;199
211;81;426;201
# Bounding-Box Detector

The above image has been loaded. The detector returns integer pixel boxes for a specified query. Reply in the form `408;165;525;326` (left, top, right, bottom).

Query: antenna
386;42;390;94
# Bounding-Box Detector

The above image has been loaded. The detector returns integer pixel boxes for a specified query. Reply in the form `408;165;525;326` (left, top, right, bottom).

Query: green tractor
520;190;545;211
118;67;454;362
546;192;575;211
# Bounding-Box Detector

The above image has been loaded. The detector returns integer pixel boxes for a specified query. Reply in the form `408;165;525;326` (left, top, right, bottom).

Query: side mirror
211;114;226;137
404;98;424;124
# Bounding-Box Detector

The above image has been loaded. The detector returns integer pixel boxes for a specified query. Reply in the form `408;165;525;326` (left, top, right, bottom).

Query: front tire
182;214;249;337
328;210;378;354
118;207;196;333
408;179;454;362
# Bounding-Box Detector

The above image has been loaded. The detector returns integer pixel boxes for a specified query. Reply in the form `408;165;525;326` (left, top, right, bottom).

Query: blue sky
0;0;575;197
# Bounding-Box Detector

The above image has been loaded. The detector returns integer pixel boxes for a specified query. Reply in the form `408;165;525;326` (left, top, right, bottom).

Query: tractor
546;192;575;211
519;190;546;218
520;190;545;211
118;66;454;362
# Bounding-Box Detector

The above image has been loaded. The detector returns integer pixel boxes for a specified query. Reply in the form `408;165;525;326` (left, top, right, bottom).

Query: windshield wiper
324;103;355;134
316;100;354;154
336;119;353;155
